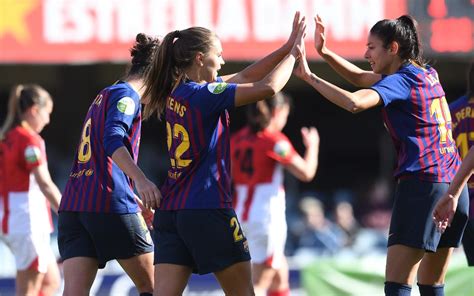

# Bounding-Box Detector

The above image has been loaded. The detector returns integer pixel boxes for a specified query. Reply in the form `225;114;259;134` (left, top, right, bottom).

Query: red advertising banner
0;0;470;64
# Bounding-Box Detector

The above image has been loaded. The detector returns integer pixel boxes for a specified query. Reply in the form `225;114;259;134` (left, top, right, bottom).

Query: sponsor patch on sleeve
24;145;41;164
207;82;228;94
117;97;136;115
273;140;291;158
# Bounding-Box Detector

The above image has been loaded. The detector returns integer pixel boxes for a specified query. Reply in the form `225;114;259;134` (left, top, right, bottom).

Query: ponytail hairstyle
467;62;474;98
143;27;217;120
0;84;52;140
125;33;160;79
247;92;292;133
370;15;425;66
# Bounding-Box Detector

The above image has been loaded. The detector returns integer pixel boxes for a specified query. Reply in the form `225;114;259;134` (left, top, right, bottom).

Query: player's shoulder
449;95;469;111
106;81;140;102
9;126;41;144
262;129;290;143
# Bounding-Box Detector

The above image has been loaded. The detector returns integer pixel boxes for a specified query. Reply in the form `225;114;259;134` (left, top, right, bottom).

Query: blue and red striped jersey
159;77;236;210
371;62;460;182
60;81;141;213
449;94;474;216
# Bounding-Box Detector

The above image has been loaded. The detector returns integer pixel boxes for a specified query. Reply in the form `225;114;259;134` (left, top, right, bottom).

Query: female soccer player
0;84;61;296
231;92;319;296
435;62;474;266
142;12;306;296
58;34;161;296
294;14;469;296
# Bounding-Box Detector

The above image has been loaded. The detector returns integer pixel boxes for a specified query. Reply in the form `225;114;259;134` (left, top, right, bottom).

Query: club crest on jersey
207;82;228;94
274;140;290;157
24;145;41;164
117;97;136;115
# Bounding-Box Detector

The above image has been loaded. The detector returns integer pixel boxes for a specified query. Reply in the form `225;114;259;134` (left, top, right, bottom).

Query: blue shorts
153;209;251;275
58;211;153;268
388;178;469;252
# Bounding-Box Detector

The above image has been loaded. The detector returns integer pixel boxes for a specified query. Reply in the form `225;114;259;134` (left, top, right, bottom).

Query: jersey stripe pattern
160;77;236;210
449;95;474;216
371;62;460;182
60;81;141;213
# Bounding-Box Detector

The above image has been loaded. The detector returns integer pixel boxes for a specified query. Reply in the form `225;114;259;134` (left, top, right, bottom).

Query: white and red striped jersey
0;125;53;235
231;126;296;224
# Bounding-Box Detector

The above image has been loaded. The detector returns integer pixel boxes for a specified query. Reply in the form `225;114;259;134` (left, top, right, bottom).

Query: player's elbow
346;98;366;114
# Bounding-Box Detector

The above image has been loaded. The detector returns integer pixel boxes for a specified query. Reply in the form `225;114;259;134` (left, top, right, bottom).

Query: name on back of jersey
167;97;187;117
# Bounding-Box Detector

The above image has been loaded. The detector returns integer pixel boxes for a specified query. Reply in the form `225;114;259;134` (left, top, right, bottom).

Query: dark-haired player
58;33;161;296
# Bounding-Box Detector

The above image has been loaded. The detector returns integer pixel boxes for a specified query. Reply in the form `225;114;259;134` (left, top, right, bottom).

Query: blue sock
417;283;445;296
384;281;412;296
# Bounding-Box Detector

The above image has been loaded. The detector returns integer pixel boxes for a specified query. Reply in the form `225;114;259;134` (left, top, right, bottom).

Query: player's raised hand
301;126;320;149
314;14;327;55
290;14;306;59
293;41;312;81
283;11;302;52
433;193;458;233
135;176;162;209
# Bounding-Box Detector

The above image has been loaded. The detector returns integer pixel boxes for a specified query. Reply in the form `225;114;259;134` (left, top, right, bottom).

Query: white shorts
242;220;287;269
1;232;55;273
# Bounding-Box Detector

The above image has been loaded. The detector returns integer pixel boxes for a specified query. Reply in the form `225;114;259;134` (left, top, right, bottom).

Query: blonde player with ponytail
0;84;61;296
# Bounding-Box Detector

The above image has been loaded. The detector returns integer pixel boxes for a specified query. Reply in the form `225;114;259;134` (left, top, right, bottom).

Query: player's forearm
236;44;290;83
303;145;319;181
40;184;61;213
111;146;147;183
304;73;360;112
320;49;377;87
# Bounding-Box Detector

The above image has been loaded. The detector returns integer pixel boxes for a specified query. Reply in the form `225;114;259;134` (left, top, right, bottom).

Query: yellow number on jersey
78;118;92;163
230;217;244;242
166;122;192;169
429;96;453;144
455;132;474;159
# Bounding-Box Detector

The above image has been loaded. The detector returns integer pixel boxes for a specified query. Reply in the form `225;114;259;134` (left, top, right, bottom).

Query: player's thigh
385;244;424;284
40;260;61;295
154;263;192;296
118;252;154;292
16;268;44;296
252;262;276;290
214;261;254;296
418;247;453;284
62;257;98;296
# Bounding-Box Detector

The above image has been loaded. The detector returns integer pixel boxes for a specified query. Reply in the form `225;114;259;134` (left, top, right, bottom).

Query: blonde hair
0;84;52;139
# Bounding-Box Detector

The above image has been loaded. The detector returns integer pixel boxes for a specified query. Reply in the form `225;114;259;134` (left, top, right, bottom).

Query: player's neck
126;78;145;97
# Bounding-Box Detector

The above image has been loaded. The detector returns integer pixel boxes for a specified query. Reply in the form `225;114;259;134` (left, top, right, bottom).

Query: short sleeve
22;136;45;170
266;133;297;165
193;77;236;114
371;73;412;106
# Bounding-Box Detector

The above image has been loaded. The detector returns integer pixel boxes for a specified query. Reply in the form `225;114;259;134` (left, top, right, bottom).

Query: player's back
60;81;141;214
0;126;52;234
231;127;295;223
